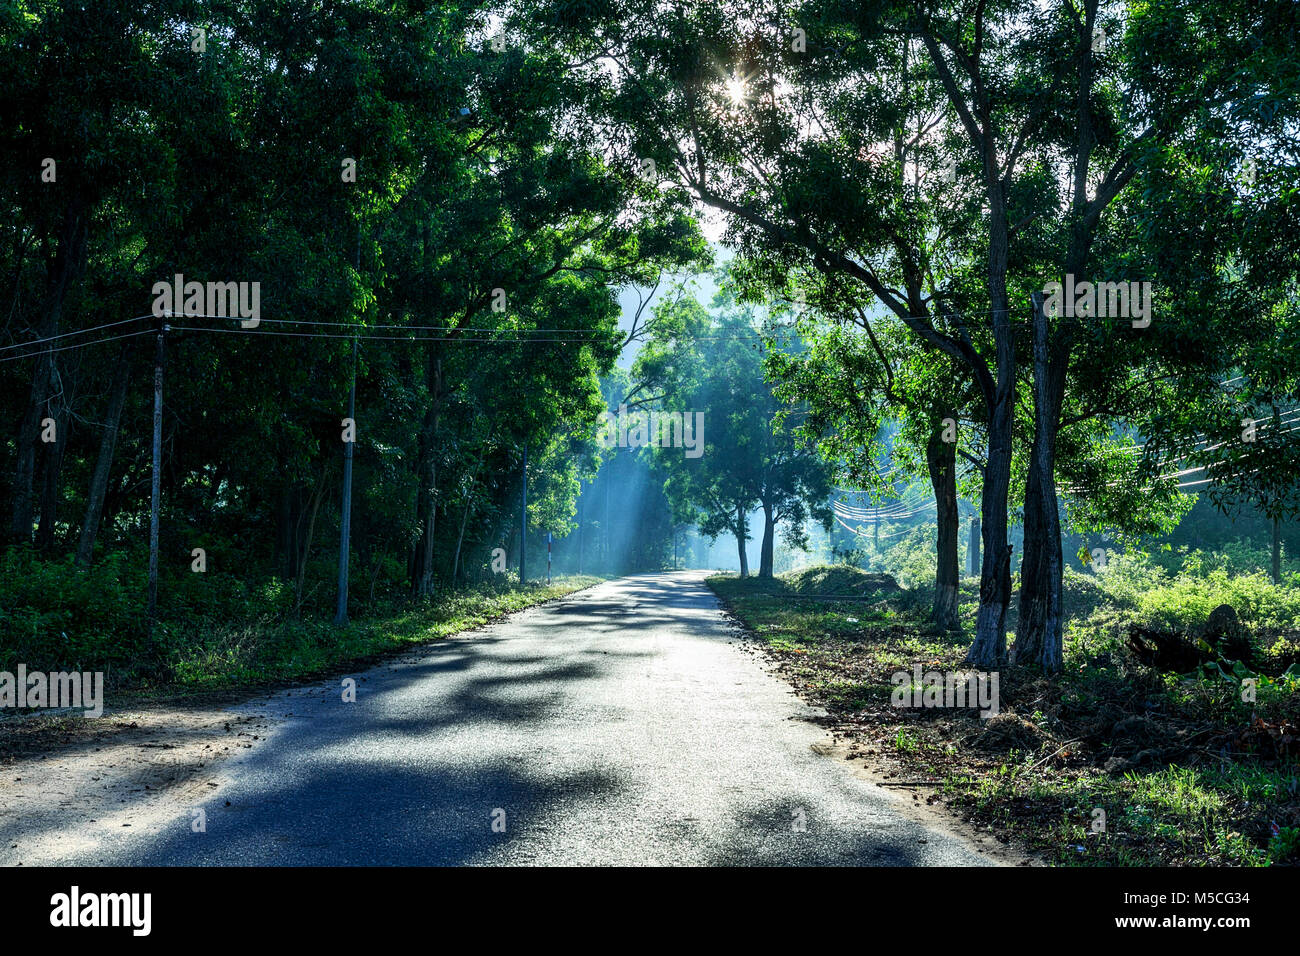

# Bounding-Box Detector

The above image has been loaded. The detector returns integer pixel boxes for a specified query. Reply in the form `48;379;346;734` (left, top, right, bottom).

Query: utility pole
1273;515;1281;586
577;488;584;574
335;334;358;625
1272;403;1283;586
547;531;552;584
335;224;362;624
146;319;168;642
519;445;527;585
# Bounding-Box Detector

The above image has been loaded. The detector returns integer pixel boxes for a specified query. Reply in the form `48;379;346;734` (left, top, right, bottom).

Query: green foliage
1269;825;1300;864
1088;550;1300;632
0;0;706;644
780;565;901;598
633;280;832;575
0;546;149;676
874;527;940;591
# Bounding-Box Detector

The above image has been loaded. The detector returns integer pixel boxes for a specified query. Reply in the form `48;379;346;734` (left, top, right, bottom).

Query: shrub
0;546;148;677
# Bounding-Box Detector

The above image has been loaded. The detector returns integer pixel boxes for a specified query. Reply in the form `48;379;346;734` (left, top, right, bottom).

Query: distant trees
633;286;831;578
768;303;980;630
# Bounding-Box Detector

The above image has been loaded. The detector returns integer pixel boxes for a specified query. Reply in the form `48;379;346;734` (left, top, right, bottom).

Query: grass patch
156;575;603;696
709;566;1300;866
3;572;602;705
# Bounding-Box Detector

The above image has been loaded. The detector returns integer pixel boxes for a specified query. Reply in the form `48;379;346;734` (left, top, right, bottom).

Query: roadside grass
0;543;602;698
3;574;602;704
709;566;1300;866
158;575;603;695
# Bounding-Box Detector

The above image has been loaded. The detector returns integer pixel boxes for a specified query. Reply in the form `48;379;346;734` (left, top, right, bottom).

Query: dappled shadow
6;572;987;866
93;761;630;866
699;797;941;866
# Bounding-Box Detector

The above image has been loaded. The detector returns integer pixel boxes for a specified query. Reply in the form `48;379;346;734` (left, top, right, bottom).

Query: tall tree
534;0;1300;671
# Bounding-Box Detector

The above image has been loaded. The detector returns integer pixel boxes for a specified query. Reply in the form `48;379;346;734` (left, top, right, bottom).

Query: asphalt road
32;572;997;866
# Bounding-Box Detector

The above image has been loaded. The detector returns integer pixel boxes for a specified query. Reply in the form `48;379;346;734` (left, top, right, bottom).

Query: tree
767;280;981;629
634;284;832;578
0;1;706;627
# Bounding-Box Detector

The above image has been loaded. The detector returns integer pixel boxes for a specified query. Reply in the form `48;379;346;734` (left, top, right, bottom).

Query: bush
0;547;153;684
874;526;937;589
0;545;286;683
783;564;902;596
1084;550;1300;632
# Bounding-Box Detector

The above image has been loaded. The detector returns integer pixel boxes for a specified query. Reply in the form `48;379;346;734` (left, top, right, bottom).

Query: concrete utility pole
1273;516;1281;585
335;334;358;626
577;489;584;574
146;320;168;642
1272;404;1282;586
519;445;527;585
335;226;362;624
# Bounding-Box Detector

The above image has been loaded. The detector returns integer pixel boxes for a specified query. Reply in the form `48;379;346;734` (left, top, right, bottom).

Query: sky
614;207;733;369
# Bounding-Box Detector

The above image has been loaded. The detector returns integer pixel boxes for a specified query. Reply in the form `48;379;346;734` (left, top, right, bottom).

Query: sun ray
725;75;747;106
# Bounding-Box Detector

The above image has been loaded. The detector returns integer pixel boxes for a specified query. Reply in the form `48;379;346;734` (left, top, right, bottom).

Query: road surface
3;572;1000;866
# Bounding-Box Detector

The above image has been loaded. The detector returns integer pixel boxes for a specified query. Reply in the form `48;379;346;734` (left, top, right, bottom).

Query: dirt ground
0;696;283;864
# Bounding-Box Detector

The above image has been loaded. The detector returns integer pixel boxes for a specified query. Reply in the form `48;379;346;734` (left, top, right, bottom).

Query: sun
724;75;748;106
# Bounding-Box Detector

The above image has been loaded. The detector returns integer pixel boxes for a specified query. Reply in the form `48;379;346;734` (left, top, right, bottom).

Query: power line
833;513;930;539
0;315;153;354
833;501;934;521
0;328;155;364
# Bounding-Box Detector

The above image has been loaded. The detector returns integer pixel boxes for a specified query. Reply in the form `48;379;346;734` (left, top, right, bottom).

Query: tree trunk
964;185;1016;670
11;349;56;542
735;505;749;578
294;471;329;616
11;198;86;543
76;345;134;567
602;470;611;569
276;483;299;581
927;430;960;631
1272;515;1281;585
35;399;68;553
1014;47;1102;672
577;490;584;574
452;495;472;583
965;398;1013;669
1016;461;1050;661
1011;293;1065;672
758;501;775;578
967;515;981;577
